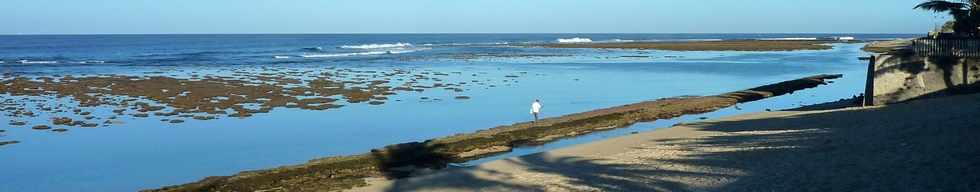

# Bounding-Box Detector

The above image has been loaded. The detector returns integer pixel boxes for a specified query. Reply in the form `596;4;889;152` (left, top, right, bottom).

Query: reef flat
542;40;835;51
0;67;531;142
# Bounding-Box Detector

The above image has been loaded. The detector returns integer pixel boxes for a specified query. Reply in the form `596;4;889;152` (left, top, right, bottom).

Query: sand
354;92;980;192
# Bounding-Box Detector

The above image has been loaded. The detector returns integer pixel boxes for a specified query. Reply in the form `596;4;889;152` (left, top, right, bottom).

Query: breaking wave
300;49;426;58
17;60;58;64
557;38;593;43
340;43;413;49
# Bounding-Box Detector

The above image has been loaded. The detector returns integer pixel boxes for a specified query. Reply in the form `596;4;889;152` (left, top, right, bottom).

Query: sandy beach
354;92;980;191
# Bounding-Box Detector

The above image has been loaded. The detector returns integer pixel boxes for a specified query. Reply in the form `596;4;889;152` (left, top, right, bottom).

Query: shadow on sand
377;93;980;191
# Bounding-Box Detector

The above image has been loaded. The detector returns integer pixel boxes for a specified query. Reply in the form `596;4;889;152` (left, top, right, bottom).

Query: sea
0;34;917;191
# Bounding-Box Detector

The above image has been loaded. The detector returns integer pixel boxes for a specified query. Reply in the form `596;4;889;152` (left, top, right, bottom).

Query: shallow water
0;34;903;191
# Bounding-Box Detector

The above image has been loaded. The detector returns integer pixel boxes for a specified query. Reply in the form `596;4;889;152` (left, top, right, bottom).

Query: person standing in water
530;99;542;122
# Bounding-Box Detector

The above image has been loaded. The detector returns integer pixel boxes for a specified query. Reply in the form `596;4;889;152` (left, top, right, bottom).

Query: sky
0;0;953;34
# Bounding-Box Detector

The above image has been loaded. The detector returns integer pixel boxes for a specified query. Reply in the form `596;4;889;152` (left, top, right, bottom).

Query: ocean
0;34;915;191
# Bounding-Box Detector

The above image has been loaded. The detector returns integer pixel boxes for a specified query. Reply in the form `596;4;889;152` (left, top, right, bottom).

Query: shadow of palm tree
673;93;980;191
376;93;980;191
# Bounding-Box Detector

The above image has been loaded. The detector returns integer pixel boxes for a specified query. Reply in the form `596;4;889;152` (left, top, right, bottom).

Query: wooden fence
912;38;980;58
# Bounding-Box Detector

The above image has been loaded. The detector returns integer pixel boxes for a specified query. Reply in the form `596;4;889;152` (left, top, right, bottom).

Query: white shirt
531;102;542;114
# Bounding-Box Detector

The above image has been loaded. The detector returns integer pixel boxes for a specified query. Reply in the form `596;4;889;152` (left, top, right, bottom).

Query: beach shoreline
353;92;980;191
147;74;842;192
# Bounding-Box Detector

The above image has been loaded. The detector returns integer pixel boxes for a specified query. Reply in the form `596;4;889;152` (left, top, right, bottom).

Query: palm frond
915;0;968;12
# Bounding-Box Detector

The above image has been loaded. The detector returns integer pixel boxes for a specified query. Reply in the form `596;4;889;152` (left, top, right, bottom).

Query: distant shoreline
540;40;841;51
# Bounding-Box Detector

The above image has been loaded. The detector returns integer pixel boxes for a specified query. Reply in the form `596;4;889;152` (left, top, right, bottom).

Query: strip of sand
355;92;980;191
541;40;835;51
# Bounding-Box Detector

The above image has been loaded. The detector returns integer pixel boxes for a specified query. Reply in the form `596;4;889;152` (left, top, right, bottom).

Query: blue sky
1;0;951;34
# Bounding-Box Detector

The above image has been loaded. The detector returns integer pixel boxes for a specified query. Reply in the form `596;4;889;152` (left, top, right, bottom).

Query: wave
557;38;593;43
300;48;426;58
78;60;105;64
421;42;511;47
18;60;58;64
340;43;413;49
274;56;291;59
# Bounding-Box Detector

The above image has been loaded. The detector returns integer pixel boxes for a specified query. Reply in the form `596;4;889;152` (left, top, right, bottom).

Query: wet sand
542;40;834;51
355;92;980;191
148;74;841;192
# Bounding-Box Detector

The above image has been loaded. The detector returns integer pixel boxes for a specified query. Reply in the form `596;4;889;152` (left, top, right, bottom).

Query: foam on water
18;60;58;64
340;43;413;49
557;38;593;43
300;48;426;58
78;60;105;64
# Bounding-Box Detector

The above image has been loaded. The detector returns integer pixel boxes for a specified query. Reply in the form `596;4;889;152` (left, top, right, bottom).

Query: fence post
864;55;876;106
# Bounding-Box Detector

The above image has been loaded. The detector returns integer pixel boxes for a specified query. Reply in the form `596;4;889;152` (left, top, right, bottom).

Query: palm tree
915;0;980;37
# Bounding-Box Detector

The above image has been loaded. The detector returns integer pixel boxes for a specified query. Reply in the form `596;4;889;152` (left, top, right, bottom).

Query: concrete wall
870;53;980;105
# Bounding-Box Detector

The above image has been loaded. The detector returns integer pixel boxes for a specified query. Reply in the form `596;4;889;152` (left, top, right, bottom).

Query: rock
454;96;471;100
32;125;51;130
0;141;19;146
52;117;74;125
79;111;92;115
228;113;252;118
9;121;26;126
51;128;69;132
368;101;385;105
192;116;215;120
80;123;98;128
133;113;149;118
169;119;185;124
